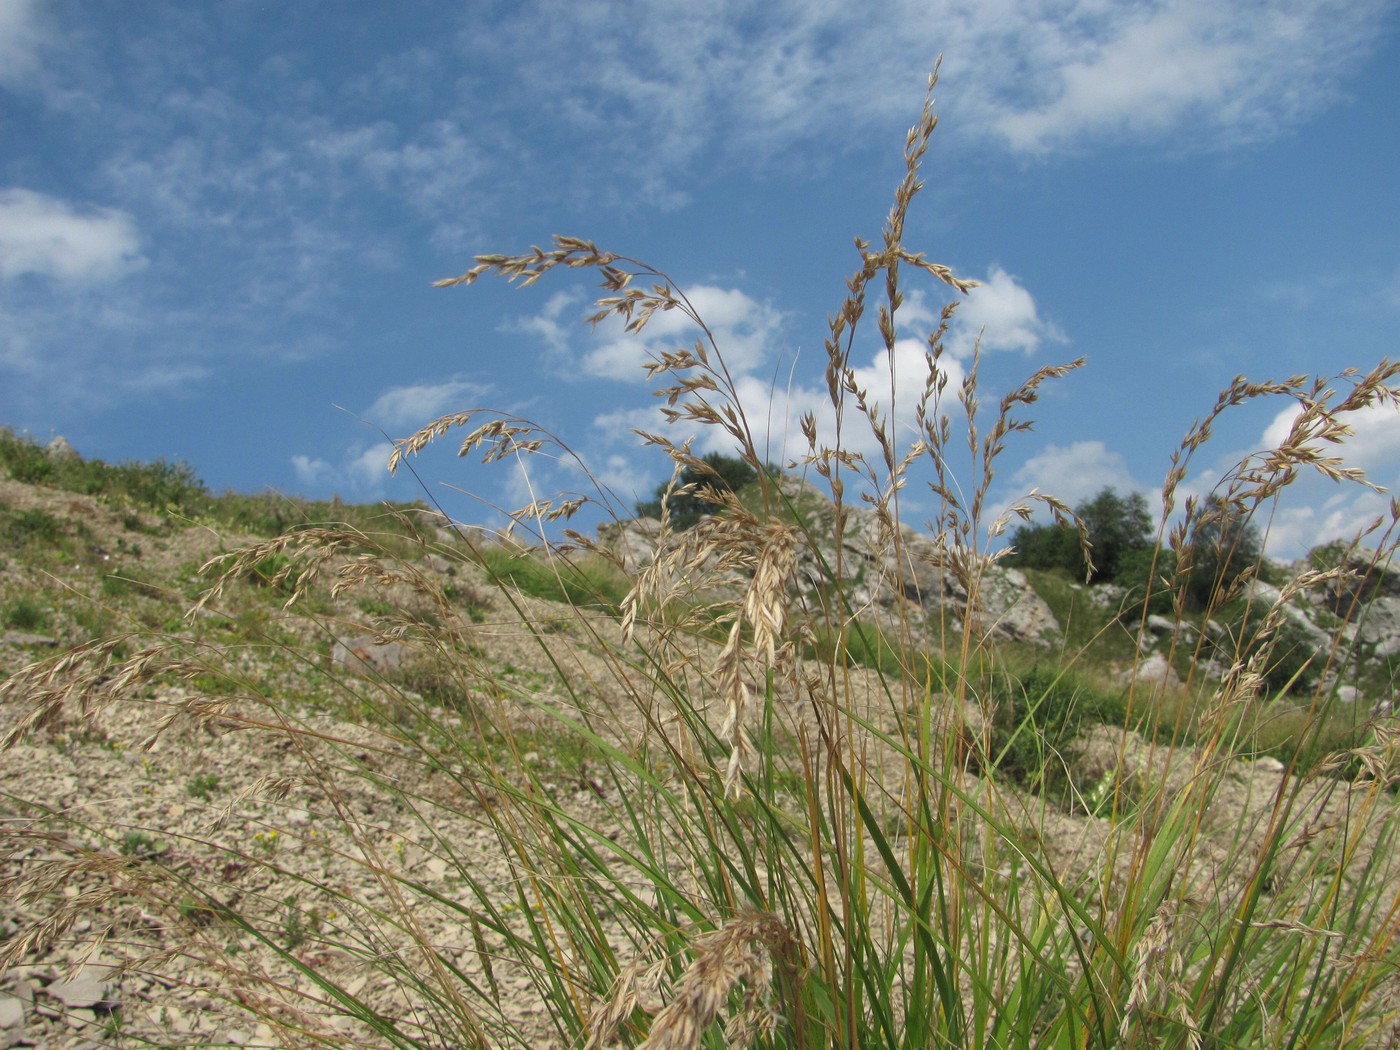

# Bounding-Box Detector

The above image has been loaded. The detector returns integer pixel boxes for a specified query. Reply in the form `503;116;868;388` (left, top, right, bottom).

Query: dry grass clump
3;72;1400;1049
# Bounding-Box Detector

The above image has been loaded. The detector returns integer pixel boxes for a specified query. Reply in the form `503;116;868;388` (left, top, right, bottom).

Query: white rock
0;995;24;1028
45;969;111;1010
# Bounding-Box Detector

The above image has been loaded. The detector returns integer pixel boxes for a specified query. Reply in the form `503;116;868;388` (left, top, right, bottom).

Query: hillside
2;433;1400;1047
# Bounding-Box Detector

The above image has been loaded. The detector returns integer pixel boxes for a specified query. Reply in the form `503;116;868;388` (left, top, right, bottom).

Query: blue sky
2;0;1398;558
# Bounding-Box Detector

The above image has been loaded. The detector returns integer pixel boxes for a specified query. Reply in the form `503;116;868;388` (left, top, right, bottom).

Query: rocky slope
1;453;1398;1047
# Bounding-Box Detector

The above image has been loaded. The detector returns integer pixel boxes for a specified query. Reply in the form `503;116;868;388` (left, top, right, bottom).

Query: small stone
63;1007;97;1029
331;635;411;677
45;969;111;1010
0;996;24;1028
0;632;58;649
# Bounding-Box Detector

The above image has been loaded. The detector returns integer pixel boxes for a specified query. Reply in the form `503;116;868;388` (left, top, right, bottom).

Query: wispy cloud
363;377;489;434
0;0;45;88
290;377;493;499
470;0;1392;194
973;0;1390;154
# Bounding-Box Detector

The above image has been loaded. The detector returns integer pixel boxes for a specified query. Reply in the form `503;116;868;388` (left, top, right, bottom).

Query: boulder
1313;549;1400;658
598;517;664;574
1114;651;1182;693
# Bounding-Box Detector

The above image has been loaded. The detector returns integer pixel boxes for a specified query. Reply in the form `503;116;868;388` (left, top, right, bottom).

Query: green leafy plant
118;831;165;859
1007;486;1154;585
185;773;221;801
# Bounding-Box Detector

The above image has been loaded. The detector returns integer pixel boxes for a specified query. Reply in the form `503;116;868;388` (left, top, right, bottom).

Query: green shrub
635;451;761;529
186;773;221;801
1007;487;1153;584
985;666;1119;798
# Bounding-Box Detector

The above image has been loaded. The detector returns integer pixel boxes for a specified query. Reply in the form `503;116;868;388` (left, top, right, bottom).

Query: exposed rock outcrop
44;435;80;462
1318;548;1400;659
599;477;1061;646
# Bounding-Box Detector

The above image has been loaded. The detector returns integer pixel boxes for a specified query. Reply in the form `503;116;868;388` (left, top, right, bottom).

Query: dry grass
3;71;1400;1049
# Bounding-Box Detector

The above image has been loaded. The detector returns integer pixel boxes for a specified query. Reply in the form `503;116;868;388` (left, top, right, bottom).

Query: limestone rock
1315;548;1400;658
0;994;24;1029
597;517;663;574
44;436;81;462
0;631;58;649
332;635;411;677
44;965;115;1010
599;479;1061;645
1113;651;1182;693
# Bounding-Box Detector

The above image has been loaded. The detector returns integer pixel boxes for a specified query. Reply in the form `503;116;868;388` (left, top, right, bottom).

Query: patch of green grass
1021;566;1143;660
119;831;166;859
0;506;66;549
2;595;49;631
473;544;630;611
984;664;1123;800
0;428;208;514
101;570;168;601
186;773;221;801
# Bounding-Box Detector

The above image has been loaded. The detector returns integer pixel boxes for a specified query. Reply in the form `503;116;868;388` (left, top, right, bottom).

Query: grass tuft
3;73;1400;1049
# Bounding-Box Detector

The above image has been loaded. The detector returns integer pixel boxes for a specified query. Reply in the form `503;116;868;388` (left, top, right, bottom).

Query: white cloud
1261;492;1398;560
363;378;487;434
529;284;785;382
290;454;334;487
974;0;1387;154
1264;400;1400;480
949;267;1063;357
0;189;146;281
511;290;583;356
349;443;396;488
1251;399;1400;556
289;442;396;496
1009;441;1145;510
598;338;970;467
576;267;1057;464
